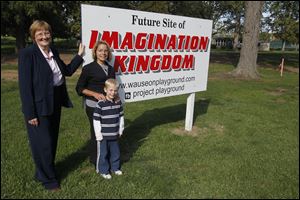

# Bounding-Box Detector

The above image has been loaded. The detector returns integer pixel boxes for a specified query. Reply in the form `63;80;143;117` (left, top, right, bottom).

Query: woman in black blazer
18;20;85;191
76;40;116;167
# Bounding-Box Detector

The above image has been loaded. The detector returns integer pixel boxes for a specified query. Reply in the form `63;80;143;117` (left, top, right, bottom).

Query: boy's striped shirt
93;99;123;140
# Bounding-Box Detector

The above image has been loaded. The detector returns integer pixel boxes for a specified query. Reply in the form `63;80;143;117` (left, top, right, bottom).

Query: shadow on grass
56;140;90;181
120;98;210;164
209;51;299;68
257;53;299;68
210;51;240;67
54;98;210;179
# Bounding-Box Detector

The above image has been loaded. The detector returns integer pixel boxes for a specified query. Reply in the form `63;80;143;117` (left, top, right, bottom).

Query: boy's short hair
105;78;119;89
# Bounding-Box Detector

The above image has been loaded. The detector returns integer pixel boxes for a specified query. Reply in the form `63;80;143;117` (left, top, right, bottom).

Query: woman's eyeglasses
35;31;51;38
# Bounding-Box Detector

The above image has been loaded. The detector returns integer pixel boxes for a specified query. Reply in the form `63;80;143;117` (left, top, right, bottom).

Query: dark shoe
44;182;60;191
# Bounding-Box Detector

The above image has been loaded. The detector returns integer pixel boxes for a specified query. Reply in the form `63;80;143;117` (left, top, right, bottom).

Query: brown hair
29;20;52;41
92;40;112;61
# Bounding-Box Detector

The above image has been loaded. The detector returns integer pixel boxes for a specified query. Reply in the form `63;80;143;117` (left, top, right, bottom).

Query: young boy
93;78;124;179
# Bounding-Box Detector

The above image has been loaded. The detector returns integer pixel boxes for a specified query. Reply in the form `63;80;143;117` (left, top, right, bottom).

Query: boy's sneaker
114;170;123;175
100;174;112;179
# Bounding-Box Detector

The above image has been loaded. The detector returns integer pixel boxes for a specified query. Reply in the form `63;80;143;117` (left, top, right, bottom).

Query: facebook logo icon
125;92;131;99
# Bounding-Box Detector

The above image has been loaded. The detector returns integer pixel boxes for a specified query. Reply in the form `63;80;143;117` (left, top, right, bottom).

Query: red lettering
155;34;168;50
89;30;98;49
178;35;186;50
91;30;210;53
150;55;161;71
172;55;182;70
120;32;133;50
136;33;147;50
161;55;172;71
113;54;195;74
136;55;150;72
101;31;119;49
184;36;191;50
190;36;199;51
199;37;209;51
182;55;194;69
147;33;155;50
166;35;177;50
128;55;136;73
114;55;128;73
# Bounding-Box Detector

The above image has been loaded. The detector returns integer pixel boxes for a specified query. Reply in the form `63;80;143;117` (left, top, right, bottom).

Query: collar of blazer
33;43;64;74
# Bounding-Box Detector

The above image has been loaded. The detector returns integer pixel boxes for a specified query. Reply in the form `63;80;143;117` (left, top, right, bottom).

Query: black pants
85;105;97;166
25;85;62;190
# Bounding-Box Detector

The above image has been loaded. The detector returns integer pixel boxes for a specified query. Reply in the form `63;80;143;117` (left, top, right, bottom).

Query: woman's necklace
99;63;108;75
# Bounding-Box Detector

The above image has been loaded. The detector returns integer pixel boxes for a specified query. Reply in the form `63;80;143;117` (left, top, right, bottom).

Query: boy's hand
119;132;123;138
96;134;103;141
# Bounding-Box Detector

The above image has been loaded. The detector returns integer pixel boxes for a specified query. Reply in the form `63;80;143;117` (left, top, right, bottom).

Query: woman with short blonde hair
29;20;52;41
18;20;85;191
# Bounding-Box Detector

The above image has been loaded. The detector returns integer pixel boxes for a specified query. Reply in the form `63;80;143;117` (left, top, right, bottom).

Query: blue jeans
96;139;120;174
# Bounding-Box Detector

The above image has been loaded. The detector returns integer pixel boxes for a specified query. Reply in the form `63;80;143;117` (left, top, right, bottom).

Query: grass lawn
1;62;299;198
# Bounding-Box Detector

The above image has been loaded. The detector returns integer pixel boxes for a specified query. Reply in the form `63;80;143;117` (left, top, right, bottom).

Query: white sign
81;4;212;102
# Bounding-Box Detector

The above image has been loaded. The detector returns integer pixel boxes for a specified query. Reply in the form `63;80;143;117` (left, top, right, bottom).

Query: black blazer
76;61;115;102
18;44;83;120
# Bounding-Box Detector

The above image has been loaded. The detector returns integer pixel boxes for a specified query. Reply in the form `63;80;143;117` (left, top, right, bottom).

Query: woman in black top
76;40;115;166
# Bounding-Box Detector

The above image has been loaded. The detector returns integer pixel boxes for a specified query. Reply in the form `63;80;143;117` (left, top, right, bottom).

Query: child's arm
93;119;103;141
93;104;103;141
119;116;124;136
119;103;125;136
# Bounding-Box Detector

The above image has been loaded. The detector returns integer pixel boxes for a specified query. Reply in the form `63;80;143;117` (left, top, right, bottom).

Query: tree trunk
233;32;239;50
233;16;241;50
15;25;26;54
15;21;27;54
231;1;264;79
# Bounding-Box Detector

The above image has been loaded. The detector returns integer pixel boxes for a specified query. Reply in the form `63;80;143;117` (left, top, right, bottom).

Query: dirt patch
266;87;288;96
1;70;18;81
1;54;17;65
208;72;264;81
80;166;95;174
274;66;299;74
275;98;287;104
1;53;74;65
172;124;224;137
1;67;82;80
284;67;299;73
172;126;204;137
59;54;74;64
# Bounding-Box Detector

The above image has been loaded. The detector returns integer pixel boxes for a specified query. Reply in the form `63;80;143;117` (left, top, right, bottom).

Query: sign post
185;93;195;131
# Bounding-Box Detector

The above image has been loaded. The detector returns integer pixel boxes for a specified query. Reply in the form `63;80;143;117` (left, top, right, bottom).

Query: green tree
129;1;169;13
1;1;74;53
268;1;299;51
168;1;227;35
221;1;245;50
64;1;132;41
